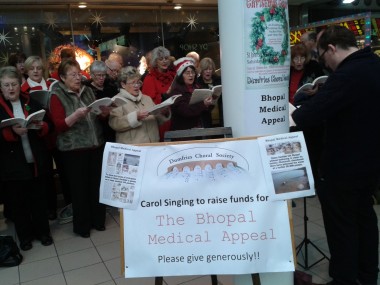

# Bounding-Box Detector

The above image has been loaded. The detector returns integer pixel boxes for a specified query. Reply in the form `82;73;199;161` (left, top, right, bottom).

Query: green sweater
54;83;104;151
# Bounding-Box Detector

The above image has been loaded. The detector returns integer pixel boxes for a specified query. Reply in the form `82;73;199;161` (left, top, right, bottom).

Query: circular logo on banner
156;147;251;185
249;5;289;65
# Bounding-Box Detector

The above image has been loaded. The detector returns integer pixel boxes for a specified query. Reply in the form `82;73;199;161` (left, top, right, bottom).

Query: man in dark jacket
292;25;380;285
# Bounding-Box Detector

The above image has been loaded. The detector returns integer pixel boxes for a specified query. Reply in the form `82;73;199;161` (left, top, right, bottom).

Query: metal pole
160;6;165;47
68;4;75;46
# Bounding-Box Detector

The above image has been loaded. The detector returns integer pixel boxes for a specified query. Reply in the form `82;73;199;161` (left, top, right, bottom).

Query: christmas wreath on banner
250;5;289;65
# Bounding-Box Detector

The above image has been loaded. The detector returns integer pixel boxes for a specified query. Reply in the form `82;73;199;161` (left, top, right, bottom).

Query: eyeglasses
1;82;19;89
126;81;142;87
318;49;328;62
183;71;196;76
93;73;107;78
292;56;306;63
66;73;82;78
107;66;120;73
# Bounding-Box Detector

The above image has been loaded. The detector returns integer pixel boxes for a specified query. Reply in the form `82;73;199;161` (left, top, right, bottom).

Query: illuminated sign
372;18;380;37
290;12;371;46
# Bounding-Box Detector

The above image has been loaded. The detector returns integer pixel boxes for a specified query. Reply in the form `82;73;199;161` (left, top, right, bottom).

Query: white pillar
218;0;246;137
218;0;293;284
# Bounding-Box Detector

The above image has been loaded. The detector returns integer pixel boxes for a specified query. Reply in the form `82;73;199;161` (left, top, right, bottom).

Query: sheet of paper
257;132;315;201
99;142;147;209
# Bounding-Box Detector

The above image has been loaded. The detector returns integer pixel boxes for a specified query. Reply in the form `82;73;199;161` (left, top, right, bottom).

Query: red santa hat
174;57;195;77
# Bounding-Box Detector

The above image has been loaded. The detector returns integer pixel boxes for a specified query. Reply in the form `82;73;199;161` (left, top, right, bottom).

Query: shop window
0;5;219;72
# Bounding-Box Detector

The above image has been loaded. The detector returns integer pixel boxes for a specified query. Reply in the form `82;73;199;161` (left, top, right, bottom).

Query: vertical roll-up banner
219;0;290;137
244;0;290;136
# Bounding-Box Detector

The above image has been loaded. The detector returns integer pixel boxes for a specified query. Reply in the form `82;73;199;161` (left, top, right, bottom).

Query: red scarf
149;67;176;86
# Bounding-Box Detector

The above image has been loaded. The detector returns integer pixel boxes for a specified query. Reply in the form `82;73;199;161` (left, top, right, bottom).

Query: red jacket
142;68;176;104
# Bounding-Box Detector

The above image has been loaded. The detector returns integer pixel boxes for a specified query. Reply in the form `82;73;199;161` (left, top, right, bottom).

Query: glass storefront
0;4;219;70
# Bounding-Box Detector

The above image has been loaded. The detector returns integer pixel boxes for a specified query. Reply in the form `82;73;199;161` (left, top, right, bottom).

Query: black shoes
79;232;90;238
74;225;106;238
20;239;33;251
38;235;53;246
20;234;53;251
74;231;90;238
93;225;106;231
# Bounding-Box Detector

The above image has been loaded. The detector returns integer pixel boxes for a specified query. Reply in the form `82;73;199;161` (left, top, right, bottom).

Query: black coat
292;60;325;89
292;47;380;180
0;94;52;181
84;79;118;142
168;83;211;131
196;75;223;127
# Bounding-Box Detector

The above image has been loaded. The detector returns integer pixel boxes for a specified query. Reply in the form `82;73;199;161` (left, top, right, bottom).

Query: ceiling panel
0;0;325;5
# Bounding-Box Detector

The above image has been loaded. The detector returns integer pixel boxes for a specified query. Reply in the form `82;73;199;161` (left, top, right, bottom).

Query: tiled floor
1;197;379;285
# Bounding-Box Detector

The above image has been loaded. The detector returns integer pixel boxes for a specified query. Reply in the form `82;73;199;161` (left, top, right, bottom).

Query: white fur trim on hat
174;57;195;76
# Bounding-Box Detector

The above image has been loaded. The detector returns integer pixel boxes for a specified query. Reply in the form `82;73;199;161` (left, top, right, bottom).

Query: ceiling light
342;0;355;3
174;4;182;10
78;2;87;8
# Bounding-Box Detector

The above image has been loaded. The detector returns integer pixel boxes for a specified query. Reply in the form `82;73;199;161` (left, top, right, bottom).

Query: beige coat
109;89;169;144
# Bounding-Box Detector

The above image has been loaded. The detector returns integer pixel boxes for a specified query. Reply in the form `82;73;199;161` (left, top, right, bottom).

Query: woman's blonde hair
118;66;141;83
199;57;216;74
24;56;44;72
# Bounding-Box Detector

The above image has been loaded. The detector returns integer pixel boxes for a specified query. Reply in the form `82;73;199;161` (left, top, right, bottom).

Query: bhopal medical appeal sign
244;0;291;136
100;133;314;278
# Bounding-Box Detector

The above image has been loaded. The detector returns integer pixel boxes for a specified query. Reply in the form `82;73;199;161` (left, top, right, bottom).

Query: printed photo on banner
257;131;315;200
156;146;250;185
99;143;147;209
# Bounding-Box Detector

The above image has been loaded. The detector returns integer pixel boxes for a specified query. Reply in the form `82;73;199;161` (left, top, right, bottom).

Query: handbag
294;270;313;285
0;235;23;267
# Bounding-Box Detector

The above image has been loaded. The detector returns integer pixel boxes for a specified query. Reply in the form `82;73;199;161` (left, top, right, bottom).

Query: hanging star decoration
0;29;11;46
0;51;8;66
89;11;105;27
44;12;58;30
186;14;198;30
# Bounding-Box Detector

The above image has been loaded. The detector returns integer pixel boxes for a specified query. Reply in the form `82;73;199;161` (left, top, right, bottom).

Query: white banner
117;139;296;278
243;0;291;135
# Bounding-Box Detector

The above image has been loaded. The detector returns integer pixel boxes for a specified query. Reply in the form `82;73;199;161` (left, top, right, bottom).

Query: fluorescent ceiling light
174;4;182;10
342;0;354;3
78;2;87;8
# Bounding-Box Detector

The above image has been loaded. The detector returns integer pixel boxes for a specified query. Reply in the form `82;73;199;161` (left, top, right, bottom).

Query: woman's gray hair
151;46;170;68
90;60;107;74
24;56;44;72
0;66;22;84
118;66;141;83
